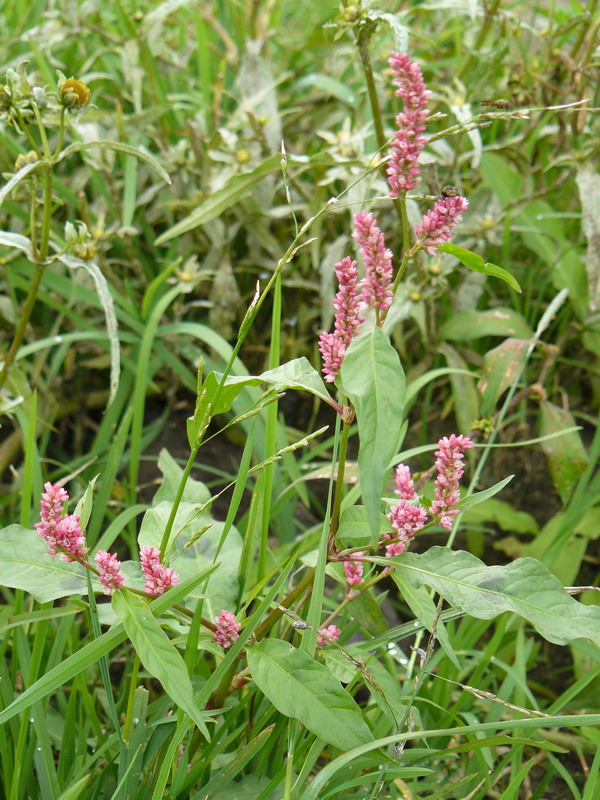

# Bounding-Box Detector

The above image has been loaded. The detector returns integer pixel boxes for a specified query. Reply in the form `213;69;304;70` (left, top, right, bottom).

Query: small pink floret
214;609;241;649
386;500;427;555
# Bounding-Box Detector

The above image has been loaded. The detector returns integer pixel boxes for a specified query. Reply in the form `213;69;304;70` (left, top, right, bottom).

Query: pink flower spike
343;554;364;587
319;331;346;383
387;52;430;197
386;500;427;555
394;464;417;500
319;256;364;382
317;625;341;648
95;550;125;595
139;545;179;597
414;195;469;255
214;609;241;649
429;434;473;530
35;482;89;562
353;211;394;312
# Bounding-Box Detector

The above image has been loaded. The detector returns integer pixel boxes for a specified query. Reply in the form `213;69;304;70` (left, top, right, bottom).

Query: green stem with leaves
0;167;53;392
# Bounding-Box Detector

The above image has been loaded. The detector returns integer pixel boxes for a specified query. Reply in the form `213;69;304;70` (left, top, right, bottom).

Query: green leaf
0;571;213;727
340;328;406;538
336;506;391;549
205;357;333;415
0;525;95;601
155;154;281;244
0;230;34;259
0;160;45;208
462;498;539;535
438;344;480;434
539;401;587;505
392;572;460;669
73;476;99;533
152;449;211;506
479;338;530;416
57;140;171;185
458;476;513;512
138;501;242;614
378;546;600;647
437;243;522;293
112;590;210;739
439;308;533;341
247;638;373;751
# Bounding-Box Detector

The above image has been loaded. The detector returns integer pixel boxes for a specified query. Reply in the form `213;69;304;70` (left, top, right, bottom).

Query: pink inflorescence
139;546;179;597
394;464;417;501
214;609;241;649
414;195;469;255
94;550;125;595
317;625;341;648
319;256;365;382
353;211;394;313
386;500;427;556
35;482;88;562
429;434;473;529
343;553;364;587
387;52;431;197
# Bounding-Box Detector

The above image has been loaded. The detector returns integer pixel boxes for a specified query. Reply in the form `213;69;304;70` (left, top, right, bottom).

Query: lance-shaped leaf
478;338;531;416
377;546;600;647
247;638;373;751
438;242;521;293
340;327;406;537
439;308;532;341
155;154;280;244
112;590;210;739
203;357;333;415
57;140;171;185
0;160;45;208
539;401;587;504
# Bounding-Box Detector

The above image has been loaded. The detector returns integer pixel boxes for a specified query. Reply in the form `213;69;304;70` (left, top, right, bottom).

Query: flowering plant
0;12;598;800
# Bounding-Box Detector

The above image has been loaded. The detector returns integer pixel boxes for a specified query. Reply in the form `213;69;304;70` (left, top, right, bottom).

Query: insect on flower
480;99;511;109
440;184;460;198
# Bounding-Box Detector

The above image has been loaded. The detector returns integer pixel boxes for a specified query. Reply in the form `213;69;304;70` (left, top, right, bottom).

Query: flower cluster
414;195;469;255
317;625;341;648
429;434;473;529
387;52;430;197
353;211;394;313
319;256;364;382
386;500;427;556
214;609;241;649
95;550;125;595
139;546;180;597
394;464;417;500
35;482;88;563
343;554;364;587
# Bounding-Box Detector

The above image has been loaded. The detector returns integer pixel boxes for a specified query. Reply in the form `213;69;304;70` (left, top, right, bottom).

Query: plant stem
356;26;386;152
123;653;140;743
254;568;315;641
327;419;351;555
